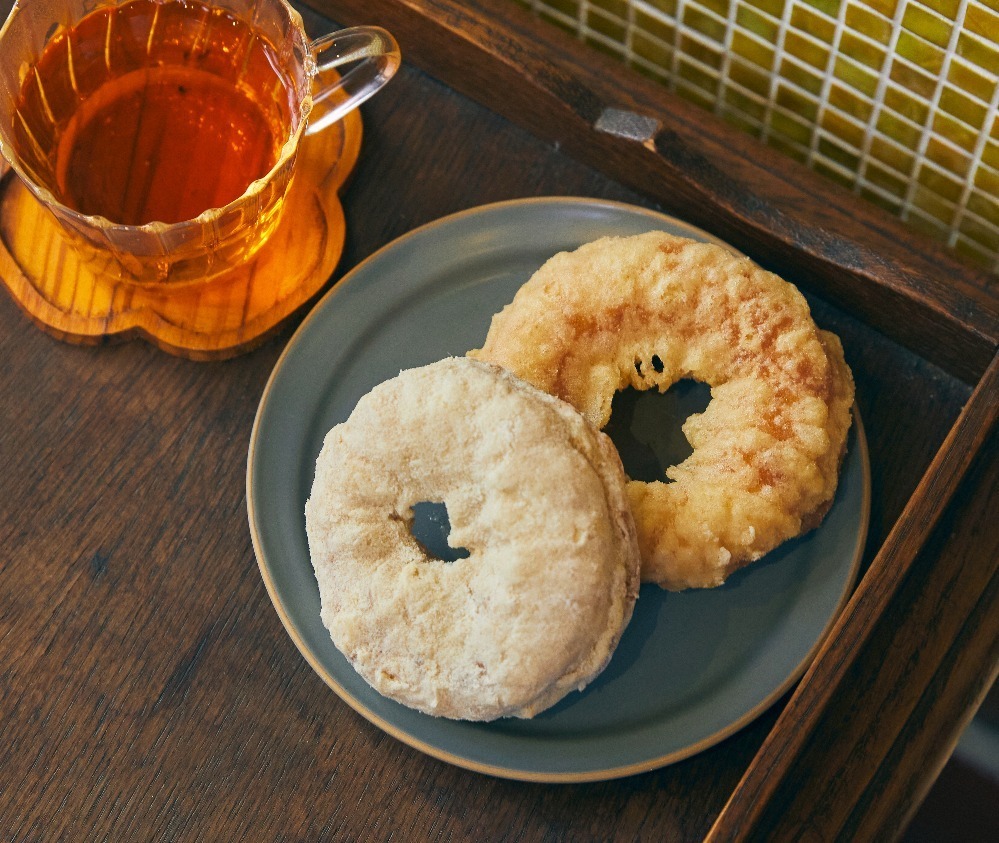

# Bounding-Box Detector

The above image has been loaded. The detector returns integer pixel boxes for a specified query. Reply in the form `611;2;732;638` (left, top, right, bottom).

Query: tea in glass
0;0;400;286
12;0;294;227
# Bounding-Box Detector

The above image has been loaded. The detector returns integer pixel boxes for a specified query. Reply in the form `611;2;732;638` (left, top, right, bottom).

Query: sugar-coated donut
305;357;641;720
470;232;855;591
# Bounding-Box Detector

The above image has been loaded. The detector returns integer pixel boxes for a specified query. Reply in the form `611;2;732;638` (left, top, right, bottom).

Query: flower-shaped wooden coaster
0;109;361;360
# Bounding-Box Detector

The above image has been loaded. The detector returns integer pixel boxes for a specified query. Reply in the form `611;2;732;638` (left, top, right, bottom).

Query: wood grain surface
0;1;996;840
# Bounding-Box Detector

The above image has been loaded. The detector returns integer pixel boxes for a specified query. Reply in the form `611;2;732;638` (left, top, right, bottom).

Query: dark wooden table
1;0;996;840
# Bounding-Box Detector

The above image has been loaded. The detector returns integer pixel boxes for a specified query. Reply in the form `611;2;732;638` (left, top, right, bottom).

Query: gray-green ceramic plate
247;197;870;782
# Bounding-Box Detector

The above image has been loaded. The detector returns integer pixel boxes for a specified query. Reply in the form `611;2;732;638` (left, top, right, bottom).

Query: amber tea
0;0;399;286
11;0;296;226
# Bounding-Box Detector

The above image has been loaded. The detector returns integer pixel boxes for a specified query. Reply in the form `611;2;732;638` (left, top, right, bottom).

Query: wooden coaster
0;109;362;360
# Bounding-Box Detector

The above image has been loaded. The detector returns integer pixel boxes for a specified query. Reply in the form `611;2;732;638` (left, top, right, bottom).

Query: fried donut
470;232;855;591
305;357;640;720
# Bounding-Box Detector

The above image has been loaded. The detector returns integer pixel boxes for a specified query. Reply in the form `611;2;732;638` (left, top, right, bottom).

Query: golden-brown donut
470;232;855;590
305;357;641;720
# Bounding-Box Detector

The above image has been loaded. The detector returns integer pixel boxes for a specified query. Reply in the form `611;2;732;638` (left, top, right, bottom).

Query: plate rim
246;195;871;783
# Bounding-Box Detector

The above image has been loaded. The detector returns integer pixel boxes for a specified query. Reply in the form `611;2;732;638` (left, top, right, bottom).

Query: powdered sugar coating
305;357;640;720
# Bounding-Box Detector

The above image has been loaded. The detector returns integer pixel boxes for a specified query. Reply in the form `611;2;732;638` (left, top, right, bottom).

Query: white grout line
947;58;999;247
759;0;797;145
898;0;970;223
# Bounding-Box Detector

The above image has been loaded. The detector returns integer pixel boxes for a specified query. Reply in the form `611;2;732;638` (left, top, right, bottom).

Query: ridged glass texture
0;0;312;286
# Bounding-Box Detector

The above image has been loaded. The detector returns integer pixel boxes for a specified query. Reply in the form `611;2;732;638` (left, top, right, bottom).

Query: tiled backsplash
517;0;999;276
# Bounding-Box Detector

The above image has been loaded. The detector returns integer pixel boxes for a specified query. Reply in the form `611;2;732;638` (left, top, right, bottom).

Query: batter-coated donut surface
305;357;640;721
470;232;855;590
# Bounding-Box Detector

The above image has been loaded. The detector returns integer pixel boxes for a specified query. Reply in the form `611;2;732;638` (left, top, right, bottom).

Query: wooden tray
0;108;362;360
305;0;999;838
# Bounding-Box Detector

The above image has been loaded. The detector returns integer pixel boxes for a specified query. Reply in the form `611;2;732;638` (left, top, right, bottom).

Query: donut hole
605;379;711;482
409;501;471;562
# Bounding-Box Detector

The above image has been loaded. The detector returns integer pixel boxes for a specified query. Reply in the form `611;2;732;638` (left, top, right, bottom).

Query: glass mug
0;0;400;286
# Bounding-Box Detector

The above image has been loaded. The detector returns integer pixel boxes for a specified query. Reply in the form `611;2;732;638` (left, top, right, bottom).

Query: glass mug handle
306;26;401;135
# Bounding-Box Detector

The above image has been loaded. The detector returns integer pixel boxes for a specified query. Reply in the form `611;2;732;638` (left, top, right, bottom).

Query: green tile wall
516;0;999;275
